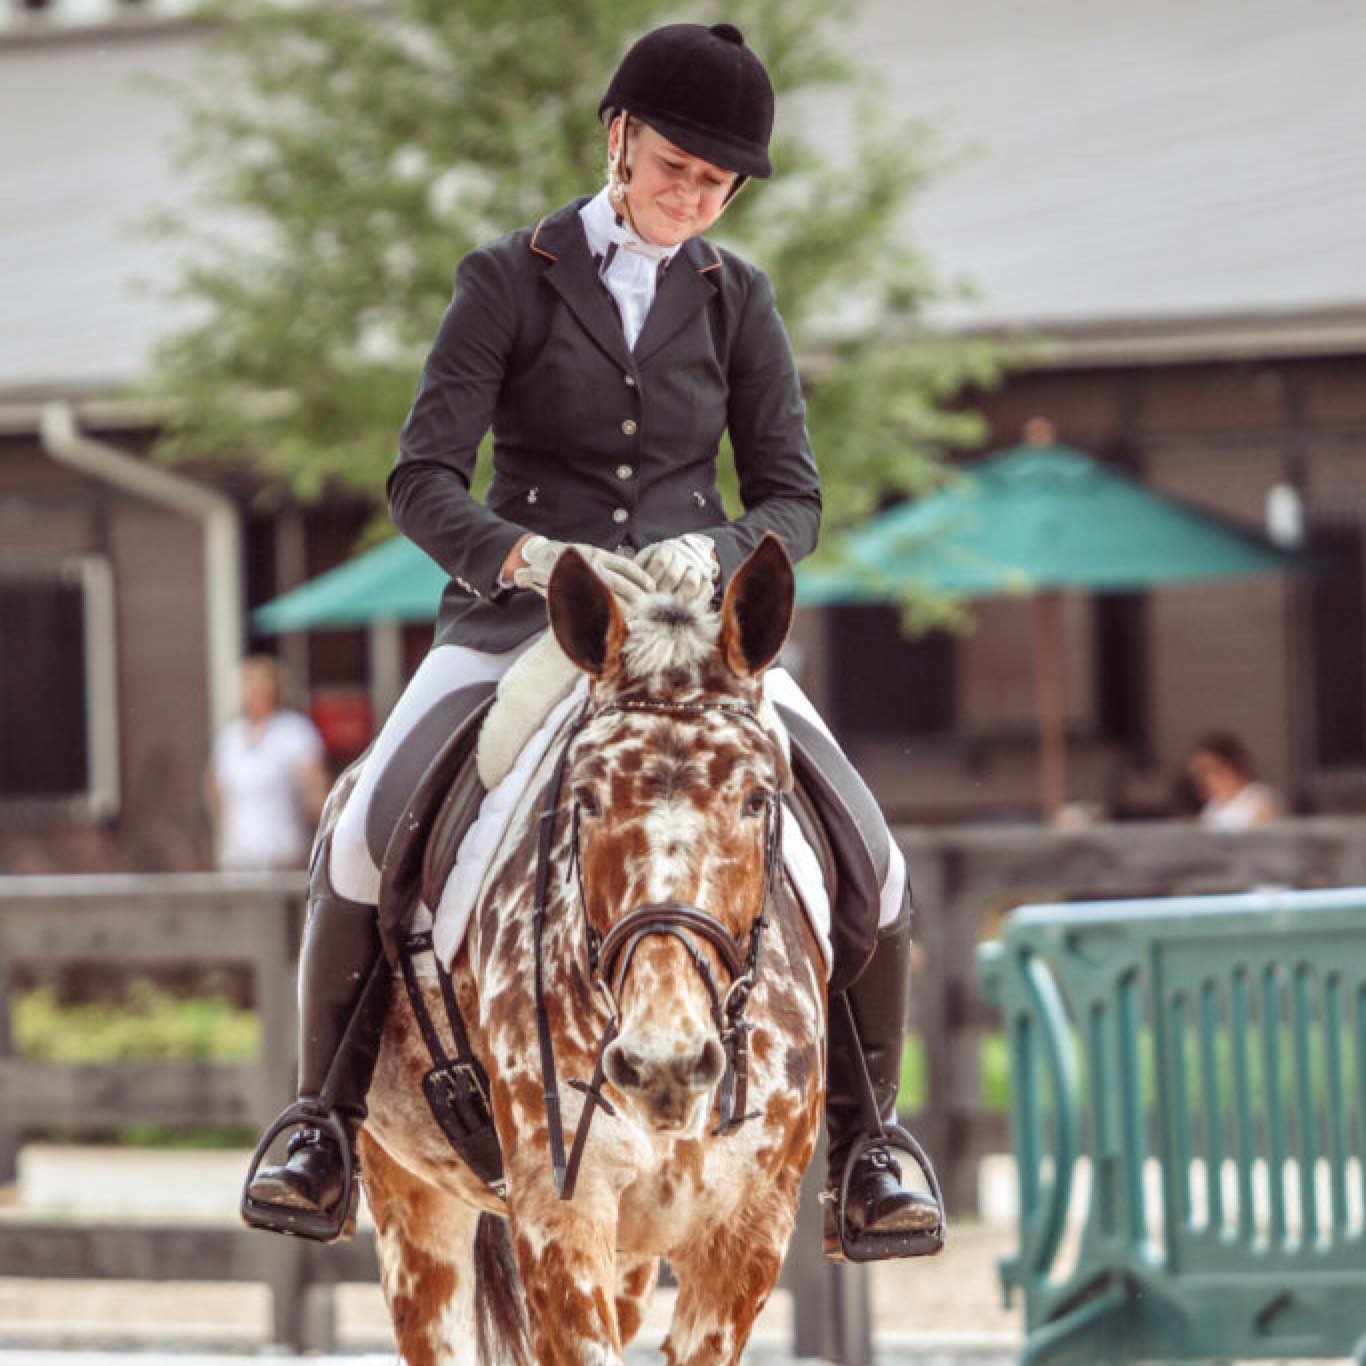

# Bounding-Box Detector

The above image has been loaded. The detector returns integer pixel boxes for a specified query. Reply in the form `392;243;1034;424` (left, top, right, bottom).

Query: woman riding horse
244;20;943;1261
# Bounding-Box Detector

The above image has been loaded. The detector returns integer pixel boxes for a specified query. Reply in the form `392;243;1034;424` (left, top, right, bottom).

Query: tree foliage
147;0;1006;549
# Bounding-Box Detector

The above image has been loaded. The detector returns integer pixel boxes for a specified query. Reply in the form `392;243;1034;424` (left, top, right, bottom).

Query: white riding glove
634;533;719;605
512;535;656;609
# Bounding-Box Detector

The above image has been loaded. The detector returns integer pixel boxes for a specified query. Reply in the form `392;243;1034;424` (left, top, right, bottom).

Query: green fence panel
978;887;1366;1365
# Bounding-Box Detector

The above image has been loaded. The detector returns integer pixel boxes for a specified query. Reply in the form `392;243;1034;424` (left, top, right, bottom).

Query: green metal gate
979;887;1366;1364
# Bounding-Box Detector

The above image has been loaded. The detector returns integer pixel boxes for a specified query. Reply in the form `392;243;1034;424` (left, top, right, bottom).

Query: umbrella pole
369;619;404;722
1032;591;1068;821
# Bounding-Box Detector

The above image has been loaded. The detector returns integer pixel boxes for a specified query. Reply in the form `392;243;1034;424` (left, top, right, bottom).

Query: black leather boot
823;895;945;1262
241;840;391;1242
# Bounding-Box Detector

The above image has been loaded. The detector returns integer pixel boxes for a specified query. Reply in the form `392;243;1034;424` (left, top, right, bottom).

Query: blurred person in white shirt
206;656;329;871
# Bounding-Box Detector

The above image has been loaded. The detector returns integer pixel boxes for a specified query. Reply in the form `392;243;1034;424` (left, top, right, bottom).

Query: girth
398;930;505;1196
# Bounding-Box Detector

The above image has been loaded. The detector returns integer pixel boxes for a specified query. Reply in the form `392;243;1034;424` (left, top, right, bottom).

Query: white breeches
329;639;536;905
329;635;907;929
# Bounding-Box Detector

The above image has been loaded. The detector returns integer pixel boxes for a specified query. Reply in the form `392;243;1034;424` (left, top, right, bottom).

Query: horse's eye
574;785;602;818
744;789;771;818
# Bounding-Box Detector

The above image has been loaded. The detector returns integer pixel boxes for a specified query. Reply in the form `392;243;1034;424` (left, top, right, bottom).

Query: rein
533;696;784;1201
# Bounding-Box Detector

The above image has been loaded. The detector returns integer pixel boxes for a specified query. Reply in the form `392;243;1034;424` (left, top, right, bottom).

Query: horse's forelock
617;595;721;690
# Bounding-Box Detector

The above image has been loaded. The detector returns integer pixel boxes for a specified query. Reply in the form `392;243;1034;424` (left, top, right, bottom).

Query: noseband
532;696;783;1200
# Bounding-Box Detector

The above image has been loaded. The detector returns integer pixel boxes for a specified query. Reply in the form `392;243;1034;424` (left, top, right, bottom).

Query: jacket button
612;508;630;524
624;375;637;387
621;419;638;436
616;464;634;480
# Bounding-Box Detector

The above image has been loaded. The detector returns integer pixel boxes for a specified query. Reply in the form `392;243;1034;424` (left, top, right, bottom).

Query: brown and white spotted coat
362;536;826;1366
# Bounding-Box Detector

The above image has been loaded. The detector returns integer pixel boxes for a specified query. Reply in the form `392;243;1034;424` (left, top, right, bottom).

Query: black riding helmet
598;22;775;181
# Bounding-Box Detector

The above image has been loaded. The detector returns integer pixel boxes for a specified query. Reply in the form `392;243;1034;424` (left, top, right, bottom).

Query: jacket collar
530;199;722;368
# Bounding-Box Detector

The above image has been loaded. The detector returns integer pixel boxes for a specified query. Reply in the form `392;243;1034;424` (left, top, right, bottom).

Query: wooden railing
0;872;303;1176
0;872;870;1360
0;873;318;1345
3;818;1365;1353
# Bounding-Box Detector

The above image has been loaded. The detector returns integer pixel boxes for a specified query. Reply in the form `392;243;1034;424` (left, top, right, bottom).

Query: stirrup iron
831;1123;947;1263
240;1103;358;1243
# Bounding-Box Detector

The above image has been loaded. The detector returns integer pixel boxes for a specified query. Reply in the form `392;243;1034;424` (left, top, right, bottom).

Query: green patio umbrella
254;534;445;631
798;435;1301;818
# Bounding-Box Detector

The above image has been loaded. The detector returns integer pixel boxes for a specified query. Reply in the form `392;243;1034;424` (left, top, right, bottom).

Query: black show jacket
388;197;822;652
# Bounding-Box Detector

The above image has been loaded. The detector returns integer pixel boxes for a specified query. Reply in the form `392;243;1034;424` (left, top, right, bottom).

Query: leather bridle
531;696;784;1200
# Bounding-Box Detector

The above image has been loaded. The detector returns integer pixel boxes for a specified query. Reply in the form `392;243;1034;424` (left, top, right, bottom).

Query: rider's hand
635;534;718;605
512;535;656;609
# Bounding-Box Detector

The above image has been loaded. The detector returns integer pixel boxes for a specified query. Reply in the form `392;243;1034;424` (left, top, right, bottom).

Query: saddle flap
367;683;497;868
776;702;885;993
376;684;497;960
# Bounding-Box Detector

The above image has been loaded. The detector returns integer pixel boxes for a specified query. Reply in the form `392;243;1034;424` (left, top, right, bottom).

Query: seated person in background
1185;731;1284;830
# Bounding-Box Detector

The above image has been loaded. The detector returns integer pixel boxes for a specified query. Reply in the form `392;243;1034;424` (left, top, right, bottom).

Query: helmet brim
601;101;772;180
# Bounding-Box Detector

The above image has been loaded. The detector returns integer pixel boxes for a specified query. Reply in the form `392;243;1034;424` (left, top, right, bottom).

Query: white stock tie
601;221;674;350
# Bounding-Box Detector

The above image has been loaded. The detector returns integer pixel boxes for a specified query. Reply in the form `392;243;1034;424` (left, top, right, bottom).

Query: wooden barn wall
4;351;1364;864
0;435;213;872
108;499;210;869
1;431;383;873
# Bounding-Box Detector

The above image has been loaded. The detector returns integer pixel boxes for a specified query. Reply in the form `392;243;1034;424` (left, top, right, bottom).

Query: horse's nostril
605;1036;724;1097
603;1040;645;1092
693;1036;726;1088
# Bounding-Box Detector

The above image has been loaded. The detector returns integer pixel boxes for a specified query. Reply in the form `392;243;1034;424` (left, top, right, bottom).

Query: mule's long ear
719;534;795;677
548;548;626;678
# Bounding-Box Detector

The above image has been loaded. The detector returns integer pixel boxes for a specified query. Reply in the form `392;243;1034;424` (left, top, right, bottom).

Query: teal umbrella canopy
254;536;445;631
798;441;1298;603
796;437;1304;820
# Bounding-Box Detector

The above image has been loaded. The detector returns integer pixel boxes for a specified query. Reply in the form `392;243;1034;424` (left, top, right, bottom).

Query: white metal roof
849;0;1366;338
1;26;205;396
3;1;1366;395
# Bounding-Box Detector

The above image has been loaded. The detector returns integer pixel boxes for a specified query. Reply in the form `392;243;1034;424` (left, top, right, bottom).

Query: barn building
2;0;1364;872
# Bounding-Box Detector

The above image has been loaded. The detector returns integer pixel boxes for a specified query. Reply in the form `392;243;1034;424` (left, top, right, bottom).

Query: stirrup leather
830;1123;947;1263
240;1103;359;1243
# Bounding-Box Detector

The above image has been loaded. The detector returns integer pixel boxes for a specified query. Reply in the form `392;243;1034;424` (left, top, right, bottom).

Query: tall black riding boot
823;894;945;1262
241;840;390;1242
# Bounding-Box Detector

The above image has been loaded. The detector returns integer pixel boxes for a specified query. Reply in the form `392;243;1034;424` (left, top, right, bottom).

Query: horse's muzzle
603;1033;726;1129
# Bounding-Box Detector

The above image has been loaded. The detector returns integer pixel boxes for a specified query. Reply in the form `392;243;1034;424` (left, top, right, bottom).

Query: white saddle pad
424;685;832;976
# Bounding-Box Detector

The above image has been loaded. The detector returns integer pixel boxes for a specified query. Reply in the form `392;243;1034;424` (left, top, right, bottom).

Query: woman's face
1187;749;1241;802
611;119;738;246
240;664;280;723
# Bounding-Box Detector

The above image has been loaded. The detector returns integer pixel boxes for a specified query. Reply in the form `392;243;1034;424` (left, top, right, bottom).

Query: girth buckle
420;1057;506;1194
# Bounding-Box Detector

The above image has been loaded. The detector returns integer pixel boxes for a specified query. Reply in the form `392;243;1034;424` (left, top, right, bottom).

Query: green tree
147;0;1006;552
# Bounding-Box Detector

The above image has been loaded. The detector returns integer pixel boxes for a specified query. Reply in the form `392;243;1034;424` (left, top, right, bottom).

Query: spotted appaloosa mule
359;535;826;1366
